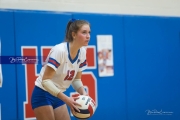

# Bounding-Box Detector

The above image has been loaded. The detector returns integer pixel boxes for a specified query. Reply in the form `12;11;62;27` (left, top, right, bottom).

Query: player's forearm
77;86;87;95
57;92;69;102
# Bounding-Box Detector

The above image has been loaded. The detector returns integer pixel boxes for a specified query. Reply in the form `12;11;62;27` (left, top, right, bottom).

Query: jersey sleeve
78;47;87;72
47;48;62;71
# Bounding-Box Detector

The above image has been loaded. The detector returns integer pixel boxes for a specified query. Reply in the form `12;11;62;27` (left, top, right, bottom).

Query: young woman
31;19;91;120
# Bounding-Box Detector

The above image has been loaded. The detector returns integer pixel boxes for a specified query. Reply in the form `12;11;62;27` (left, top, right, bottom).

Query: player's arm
42;66;81;113
72;71;87;95
42;66;69;101
72;47;87;95
41;48;66;98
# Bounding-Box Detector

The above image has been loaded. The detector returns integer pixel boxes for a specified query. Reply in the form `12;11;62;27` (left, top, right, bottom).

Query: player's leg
54;104;71;120
31;86;56;120
34;105;55;120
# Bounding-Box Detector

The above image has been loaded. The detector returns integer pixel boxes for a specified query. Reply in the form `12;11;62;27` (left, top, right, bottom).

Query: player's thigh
54;104;71;120
34;105;55;120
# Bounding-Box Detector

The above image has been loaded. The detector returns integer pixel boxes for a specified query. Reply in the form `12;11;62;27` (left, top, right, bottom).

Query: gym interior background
0;0;180;120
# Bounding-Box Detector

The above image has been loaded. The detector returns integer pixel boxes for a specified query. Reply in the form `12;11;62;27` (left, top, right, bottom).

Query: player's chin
83;42;89;46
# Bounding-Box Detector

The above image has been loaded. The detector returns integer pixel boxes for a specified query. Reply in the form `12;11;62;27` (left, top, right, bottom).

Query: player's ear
72;32;76;39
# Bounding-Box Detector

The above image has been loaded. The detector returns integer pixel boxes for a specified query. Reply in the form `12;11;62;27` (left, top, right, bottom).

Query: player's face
75;24;90;46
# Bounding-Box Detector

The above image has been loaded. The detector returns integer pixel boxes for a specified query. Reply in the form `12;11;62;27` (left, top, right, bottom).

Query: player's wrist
82;92;88;96
76;86;84;94
85;93;89;96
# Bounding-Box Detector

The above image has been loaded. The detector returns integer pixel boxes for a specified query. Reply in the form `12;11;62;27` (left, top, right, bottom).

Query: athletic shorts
31;86;65;109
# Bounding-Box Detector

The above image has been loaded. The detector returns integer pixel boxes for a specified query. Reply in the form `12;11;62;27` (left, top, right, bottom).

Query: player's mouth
85;40;89;43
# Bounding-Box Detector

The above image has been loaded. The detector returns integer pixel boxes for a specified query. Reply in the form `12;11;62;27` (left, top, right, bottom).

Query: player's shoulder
79;46;87;58
80;46;87;53
52;42;67;52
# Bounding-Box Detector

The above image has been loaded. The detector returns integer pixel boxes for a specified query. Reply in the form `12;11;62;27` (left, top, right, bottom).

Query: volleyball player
31;19;91;120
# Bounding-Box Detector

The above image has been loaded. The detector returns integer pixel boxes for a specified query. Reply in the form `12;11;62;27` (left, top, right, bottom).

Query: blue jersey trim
67;42;80;64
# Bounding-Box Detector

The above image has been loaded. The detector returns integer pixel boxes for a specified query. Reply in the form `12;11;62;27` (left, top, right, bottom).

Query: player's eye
81;30;91;36
82;31;87;34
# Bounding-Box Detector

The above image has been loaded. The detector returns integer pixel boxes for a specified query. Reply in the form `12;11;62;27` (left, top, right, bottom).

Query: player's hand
65;97;81;114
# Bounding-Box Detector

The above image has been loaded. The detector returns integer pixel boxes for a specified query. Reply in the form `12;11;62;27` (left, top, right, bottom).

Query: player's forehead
78;24;90;31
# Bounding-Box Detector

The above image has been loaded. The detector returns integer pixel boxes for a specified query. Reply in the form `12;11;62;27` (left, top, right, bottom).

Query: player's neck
69;42;80;59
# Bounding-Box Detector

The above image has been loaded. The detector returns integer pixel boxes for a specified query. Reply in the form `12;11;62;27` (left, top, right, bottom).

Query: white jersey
35;42;87;92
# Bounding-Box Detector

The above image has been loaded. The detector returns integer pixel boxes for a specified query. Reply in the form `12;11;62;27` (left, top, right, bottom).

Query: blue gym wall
0;9;180;120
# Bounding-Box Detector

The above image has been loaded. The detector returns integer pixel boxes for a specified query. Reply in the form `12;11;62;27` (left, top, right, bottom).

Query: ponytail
65;20;73;42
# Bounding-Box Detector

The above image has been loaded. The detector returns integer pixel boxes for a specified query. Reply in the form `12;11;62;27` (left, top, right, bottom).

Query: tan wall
0;0;180;16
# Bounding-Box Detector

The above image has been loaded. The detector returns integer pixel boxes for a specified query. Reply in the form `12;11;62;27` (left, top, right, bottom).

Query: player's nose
86;33;90;39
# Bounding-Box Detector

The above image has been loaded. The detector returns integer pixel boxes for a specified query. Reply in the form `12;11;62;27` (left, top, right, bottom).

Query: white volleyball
73;95;96;119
